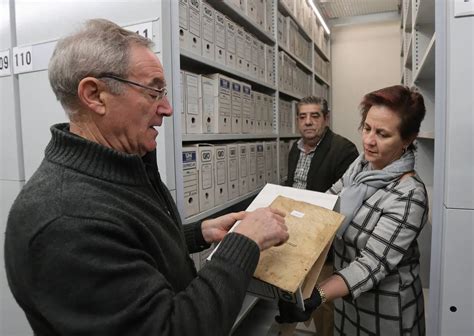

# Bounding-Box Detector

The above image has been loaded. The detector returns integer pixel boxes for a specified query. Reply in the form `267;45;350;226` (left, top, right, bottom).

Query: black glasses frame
99;74;167;101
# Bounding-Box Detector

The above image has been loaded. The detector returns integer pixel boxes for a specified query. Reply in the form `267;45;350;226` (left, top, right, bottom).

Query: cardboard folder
252;195;344;305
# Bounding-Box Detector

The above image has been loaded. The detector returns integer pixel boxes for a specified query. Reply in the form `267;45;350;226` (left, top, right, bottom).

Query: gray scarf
336;149;415;238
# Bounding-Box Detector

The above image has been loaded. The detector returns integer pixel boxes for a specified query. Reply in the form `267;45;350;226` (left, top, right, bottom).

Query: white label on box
185;72;201;133
12;46;33;74
188;0;201;36
182;148;199;218
201;77;215;133
0;49;12;77
290;210;304;218
201;3;215;60
198;146;214;211
215;12;226;48
214;146;228;205
201;151;213;189
227;144;239;199
179;0;189;29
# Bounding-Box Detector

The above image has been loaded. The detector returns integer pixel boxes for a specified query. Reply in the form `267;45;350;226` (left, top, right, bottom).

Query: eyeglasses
100;74;168;102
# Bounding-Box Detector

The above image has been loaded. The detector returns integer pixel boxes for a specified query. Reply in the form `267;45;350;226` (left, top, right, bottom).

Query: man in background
5;19;289;336
284;96;358;335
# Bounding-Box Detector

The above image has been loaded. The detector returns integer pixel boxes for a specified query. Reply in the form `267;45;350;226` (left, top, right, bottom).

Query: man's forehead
299;104;322;113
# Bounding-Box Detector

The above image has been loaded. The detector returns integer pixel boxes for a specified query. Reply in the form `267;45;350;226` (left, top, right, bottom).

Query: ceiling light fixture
309;0;331;35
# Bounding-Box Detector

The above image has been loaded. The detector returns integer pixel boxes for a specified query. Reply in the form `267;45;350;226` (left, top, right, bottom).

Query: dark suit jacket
286;128;359;193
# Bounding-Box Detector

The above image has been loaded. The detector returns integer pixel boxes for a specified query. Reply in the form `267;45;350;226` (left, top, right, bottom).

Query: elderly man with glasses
5;19;289;336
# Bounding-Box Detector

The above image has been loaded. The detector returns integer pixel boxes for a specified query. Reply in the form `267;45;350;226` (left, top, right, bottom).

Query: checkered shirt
292;136;324;189
327;165;428;336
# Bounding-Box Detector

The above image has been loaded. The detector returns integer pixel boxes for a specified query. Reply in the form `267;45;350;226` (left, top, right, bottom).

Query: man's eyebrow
148;77;166;88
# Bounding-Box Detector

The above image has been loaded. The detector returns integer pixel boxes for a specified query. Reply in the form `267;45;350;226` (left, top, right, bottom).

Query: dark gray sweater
5;123;259;336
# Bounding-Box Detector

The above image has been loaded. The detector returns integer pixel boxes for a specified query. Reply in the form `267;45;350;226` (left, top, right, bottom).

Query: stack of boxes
182;140;279;219
182;71;274;136
179;0;274;86
179;0;331;221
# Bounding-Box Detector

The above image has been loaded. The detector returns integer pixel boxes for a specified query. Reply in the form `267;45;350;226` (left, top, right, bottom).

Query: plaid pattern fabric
328;172;428;336
292;138;320;189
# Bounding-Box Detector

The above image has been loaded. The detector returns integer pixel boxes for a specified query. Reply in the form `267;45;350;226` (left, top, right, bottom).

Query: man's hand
201;211;247;244
233;207;289;251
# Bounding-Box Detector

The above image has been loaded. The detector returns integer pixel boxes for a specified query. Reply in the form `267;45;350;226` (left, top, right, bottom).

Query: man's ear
77;77;107;115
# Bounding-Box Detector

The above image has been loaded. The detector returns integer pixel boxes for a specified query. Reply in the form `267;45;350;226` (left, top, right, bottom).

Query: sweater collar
45;123;152;185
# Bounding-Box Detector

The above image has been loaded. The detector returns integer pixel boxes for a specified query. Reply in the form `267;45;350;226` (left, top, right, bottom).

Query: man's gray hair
48;18;154;116
296;96;329;117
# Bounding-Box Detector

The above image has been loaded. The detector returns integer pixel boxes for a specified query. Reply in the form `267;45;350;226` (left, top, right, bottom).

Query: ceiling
315;0;401;20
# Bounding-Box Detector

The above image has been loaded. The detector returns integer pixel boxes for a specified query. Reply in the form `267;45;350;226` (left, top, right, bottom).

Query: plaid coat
328;164;428;336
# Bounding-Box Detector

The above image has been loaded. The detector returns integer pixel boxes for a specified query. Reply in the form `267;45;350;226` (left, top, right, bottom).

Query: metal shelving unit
182;188;262;225
182;133;277;142
174;0;332;328
206;0;275;45
401;0;435;305
180;48;276;92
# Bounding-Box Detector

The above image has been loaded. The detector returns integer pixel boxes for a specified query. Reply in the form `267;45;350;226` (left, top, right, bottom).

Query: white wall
330;20;401;152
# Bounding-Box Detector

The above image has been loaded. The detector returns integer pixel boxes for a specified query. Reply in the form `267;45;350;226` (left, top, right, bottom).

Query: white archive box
255;92;264;134
206;73;232;133
238;143;249;195
184;71;202;134
244;32;253;75
179;0;189;48
249;91;256;134
187;0;202;55
255;0;265;28
207;184;341;309
263;141;273;183
265;0;273;33
277;12;287;49
235;26;246;73
197;145;215;212
182;146;199;218
200;76;216;133
230;79;242;134
225;17;237;69
214;145;228;206
258;41;266;81
262;94;269;133
246;0;257;23
247;143;257;191
279;140;288;182
255;142;265;187
226;144;240;200
180;70;186;134
214;11;226;65
251;36;259;78
241;83;252;133
201;2;215;60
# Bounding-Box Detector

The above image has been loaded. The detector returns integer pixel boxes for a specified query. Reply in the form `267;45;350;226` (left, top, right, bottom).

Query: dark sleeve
183;221;211;253
29;218;259;336
334;140;359;181
285;141;298;186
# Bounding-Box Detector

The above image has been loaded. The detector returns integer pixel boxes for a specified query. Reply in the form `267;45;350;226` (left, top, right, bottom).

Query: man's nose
158;96;173;116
